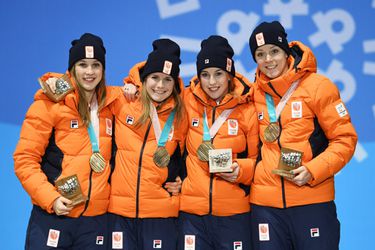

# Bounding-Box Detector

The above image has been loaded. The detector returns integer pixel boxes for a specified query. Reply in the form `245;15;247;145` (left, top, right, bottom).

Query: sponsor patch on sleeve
335;102;348;117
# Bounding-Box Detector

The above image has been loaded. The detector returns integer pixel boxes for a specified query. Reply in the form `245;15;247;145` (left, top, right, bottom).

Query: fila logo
153;239;162;248
192;118;199;127
96;236;104;245
204;59;210;64
258;111;264;120
233;241;243;250
310;228;320;237
71;120;79;129
126;115;134;125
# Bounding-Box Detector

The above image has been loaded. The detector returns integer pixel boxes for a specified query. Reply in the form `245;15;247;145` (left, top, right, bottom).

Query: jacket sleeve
305;77;357;186
109;87;130;117
235;103;259;185
13;99;61;213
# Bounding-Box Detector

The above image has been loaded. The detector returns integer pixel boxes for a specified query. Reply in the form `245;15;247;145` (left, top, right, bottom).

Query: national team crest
47;229;60;247
259;223;270;241
112;232;123;249
184;235;196;250
291;101;302;118
227;119;238;135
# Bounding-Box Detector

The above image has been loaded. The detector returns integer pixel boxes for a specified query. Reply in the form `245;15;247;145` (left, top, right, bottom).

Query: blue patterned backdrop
1;1;374;249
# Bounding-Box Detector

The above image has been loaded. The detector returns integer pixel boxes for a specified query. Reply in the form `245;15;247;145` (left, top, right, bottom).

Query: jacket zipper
277;120;287;208
135;121;152;218
267;82;287;208
208;106;216;214
80;169;93;216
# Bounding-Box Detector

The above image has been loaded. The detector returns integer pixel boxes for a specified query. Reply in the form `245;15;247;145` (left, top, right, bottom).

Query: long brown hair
70;66;107;127
135;78;184;127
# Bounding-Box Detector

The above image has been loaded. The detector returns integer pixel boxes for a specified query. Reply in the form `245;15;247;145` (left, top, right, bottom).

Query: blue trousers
250;201;340;250
108;213;178;250
178;212;252;250
25;205;108;250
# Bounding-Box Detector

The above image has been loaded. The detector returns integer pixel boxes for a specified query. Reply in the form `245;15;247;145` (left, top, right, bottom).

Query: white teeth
266;65;276;69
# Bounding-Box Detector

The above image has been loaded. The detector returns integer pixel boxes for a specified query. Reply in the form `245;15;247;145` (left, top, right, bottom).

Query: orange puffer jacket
251;41;358;208
14;72;121;217
180;72;259;216
108;62;188;218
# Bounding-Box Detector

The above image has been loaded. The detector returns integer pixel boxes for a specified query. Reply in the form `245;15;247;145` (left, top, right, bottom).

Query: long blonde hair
135;79;184;127
70;66;107;127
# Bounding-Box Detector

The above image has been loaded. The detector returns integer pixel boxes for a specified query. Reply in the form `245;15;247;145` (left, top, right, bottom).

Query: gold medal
197;141;215;162
264;122;280;142
89;152;106;173
153;147;170;168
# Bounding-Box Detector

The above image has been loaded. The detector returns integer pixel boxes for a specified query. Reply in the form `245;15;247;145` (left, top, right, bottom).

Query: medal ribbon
150;104;176;147
87;95;100;153
203;107;235;141
87;123;100;153
265;80;300;122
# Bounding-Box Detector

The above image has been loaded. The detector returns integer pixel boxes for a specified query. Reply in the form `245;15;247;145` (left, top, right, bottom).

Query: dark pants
250;201;340;250
25;205;108;250
108;213;178;250
178;211;252;250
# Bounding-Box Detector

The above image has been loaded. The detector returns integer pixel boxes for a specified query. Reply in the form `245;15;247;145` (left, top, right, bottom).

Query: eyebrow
257;45;278;52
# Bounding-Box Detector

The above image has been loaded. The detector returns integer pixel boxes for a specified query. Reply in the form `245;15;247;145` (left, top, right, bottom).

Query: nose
86;65;94;75
265;53;272;62
155;79;164;88
209;75;216;85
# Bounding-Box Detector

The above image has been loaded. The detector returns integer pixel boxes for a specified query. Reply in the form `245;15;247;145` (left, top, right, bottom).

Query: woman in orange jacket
13;33;119;249
108;38;187;250
177;35;259;250
248;21;358;250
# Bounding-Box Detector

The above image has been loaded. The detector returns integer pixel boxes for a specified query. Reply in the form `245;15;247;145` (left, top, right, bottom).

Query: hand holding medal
272;147;303;179
39;74;74;102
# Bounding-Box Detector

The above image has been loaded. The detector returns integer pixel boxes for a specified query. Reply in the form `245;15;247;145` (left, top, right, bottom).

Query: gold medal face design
197;141;215;162
153;147;170;168
89;152;106;173
264;122;281;142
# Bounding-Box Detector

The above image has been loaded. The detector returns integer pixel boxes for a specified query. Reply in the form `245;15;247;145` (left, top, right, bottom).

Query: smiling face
144;72;175;103
199;67;230;102
73;59;103;93
254;44;289;79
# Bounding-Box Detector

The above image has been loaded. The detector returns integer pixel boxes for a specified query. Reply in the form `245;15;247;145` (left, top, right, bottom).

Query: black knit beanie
141;38;181;92
68;33;106;70
196;35;235;77
249;21;291;62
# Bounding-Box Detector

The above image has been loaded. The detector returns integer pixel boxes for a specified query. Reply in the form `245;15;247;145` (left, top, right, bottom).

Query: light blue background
1;0;374;249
